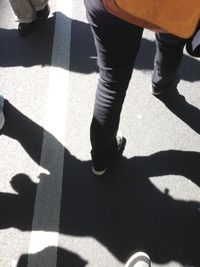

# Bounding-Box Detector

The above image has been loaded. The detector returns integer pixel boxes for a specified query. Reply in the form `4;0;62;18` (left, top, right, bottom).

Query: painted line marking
27;0;73;266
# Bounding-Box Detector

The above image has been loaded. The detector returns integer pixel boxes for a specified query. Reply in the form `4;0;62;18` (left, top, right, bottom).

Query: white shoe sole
125;252;151;267
92;166;107;176
0;111;5;131
150;85;162;96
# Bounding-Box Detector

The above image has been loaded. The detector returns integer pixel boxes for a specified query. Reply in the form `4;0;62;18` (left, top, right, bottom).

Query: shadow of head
0;12;98;73
16;246;88;267
10;173;36;195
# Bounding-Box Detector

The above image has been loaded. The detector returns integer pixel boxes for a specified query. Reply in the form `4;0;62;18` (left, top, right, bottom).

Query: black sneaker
18;21;36;35
37;4;50;20
92;133;126;176
151;85;162;96
18;4;50;35
151;85;179;99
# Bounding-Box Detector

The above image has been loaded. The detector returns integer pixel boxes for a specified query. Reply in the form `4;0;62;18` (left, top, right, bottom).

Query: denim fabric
84;0;187;158
152;33;187;90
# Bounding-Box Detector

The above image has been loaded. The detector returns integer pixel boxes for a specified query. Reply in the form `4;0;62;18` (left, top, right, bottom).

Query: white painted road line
27;0;73;266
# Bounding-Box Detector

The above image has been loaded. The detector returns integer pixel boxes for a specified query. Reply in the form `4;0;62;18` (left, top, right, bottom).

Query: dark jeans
84;0;187;159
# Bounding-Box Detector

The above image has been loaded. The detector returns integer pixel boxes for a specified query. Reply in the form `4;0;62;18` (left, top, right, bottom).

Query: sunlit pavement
0;0;200;267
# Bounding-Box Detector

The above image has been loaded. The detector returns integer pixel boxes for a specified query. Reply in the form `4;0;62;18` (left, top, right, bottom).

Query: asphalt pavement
0;0;200;267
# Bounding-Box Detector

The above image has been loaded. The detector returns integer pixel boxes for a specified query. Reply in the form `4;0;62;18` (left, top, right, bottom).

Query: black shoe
92;133;126;176
151;85;179;98
151;85;162;96
18;4;49;35
37;4;50;20
18;21;36;35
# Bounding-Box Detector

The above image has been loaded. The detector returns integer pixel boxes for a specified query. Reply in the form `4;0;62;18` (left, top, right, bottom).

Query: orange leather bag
103;0;200;38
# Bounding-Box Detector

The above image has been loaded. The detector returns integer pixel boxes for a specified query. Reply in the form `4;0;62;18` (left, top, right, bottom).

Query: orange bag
103;0;200;38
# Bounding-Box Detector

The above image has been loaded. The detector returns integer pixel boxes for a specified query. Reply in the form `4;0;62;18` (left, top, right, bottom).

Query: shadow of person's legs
156;91;200;135
1;101;200;266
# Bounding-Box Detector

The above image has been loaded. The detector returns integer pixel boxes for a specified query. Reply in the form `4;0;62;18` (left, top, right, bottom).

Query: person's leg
9;0;37;23
152;33;187;95
30;0;48;11
32;0;50;21
9;0;49;35
84;0;143;174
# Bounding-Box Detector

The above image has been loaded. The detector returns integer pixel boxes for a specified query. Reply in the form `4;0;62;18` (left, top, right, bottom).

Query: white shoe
125;252;151;267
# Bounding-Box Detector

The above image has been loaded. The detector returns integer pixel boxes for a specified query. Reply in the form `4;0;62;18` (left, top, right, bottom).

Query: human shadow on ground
0;16;55;68
16;246;87;267
156;91;200;135
1;101;200;266
0;173;36;230
0;12;199;82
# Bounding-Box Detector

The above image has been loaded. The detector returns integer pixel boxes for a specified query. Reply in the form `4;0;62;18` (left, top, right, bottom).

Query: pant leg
30;0;48;11
9;0;37;23
152;33;187;90
0;95;4;112
84;0;143;158
9;0;48;22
